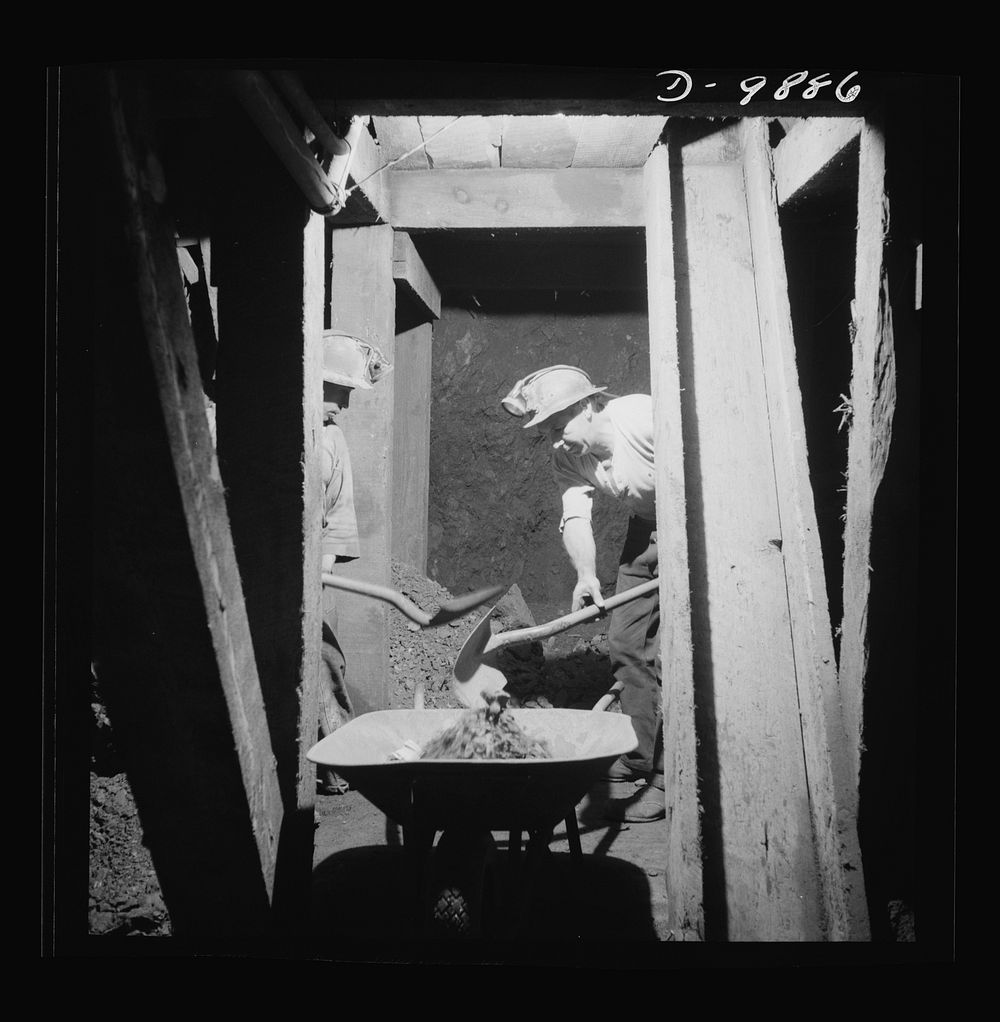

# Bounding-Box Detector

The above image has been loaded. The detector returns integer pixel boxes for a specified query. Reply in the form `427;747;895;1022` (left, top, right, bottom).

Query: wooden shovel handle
488;577;660;650
321;573;431;626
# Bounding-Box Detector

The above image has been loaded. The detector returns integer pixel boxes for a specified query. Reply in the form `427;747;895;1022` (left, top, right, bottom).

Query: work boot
317;768;349;796
604;784;666;823
601;756;649;783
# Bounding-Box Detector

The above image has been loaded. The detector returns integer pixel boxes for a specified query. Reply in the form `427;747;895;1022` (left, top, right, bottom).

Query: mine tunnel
50;64;957;960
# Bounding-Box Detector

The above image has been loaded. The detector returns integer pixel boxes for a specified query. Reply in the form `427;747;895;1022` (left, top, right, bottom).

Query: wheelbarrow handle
592;680;625;712
488;578;661;651
322;573;432;626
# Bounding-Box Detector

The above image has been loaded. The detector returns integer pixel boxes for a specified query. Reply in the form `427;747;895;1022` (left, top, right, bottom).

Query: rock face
89;771;171;937
426;292;652;615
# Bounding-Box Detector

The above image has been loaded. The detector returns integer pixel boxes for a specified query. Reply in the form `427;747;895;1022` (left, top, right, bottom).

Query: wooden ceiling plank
372;115;429;170
572;116;667;168
418;115;499;169
499;115;581;168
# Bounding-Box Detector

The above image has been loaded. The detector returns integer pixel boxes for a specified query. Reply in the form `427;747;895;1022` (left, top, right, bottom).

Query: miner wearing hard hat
317;330;391;795
502;365;664;822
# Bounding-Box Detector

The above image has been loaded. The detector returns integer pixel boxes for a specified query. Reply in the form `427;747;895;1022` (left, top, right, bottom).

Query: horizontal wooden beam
388;168;644;229
393;231;440;318
775;117;862;206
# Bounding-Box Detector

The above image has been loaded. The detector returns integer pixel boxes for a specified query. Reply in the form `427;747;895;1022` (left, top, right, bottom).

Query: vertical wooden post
392;322;433;574
839;122;896;789
742;120;870;939
666;121;824;940
642;141;703;940
88;69;283;937
214;120;325;924
328;225;397;713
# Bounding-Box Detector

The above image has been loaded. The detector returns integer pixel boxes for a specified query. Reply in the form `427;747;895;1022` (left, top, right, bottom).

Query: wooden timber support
391;232;439;574
838;121;895;793
211;106;326;928
327;225;397;713
647;119;869;940
87;69;284;938
741;119;869;939
388;167;645;229
642;143;703;941
774;117;863;207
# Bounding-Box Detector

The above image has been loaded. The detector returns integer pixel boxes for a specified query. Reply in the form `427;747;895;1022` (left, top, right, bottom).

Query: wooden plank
372;115;429;170
332;120;391;226
573;116;667;168
839;122;896;789
499;114;580;167
94;69;283;934
329;225;397;714
642;142;703;941
673;121;823;940
741;118;870;939
775;117;863;206
391;322;432;573
213;103;326;924
388;167;645;229
393;231;441;320
417;114;501;168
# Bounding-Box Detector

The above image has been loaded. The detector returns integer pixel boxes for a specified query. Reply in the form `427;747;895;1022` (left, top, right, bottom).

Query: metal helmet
322;331;391;390
501;365;608;430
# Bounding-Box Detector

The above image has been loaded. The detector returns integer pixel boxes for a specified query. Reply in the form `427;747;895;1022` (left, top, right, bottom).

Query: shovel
322;572;509;629
452;577;660;708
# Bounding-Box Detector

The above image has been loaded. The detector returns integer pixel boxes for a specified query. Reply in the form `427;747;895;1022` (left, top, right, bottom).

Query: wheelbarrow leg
508;826;555;935
564;811;583;860
402;822;436;935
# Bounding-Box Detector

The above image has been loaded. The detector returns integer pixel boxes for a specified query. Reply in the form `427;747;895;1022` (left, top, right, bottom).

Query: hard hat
501;365;608;430
322;331;392;390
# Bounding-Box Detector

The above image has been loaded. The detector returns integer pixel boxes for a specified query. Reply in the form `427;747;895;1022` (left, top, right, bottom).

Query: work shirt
322;420;360;562
553;394;656;530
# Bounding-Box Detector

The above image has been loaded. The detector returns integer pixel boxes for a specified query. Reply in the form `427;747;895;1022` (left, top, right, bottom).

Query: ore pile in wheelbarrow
308;697;636;937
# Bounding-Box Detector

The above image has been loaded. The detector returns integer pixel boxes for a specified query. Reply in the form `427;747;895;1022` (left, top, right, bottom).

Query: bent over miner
502;365;665;823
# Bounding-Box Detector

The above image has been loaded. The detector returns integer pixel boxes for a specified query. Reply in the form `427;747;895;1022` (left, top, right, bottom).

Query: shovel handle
321;572;432;626
488;577;660;649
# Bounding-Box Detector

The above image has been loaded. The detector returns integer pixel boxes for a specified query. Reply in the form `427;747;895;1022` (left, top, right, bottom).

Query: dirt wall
427;290;650;618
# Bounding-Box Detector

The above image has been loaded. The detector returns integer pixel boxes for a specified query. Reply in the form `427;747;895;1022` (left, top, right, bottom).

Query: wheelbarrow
307;702;637;936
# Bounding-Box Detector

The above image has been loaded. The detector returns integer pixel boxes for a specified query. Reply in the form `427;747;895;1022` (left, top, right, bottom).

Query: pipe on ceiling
226;70;352;216
268;70;351;162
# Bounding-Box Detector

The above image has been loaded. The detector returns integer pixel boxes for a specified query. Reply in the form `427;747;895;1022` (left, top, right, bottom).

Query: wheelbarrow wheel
426;829;498;938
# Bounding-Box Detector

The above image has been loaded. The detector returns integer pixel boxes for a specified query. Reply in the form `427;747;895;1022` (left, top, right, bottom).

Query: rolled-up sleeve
553;450;594;533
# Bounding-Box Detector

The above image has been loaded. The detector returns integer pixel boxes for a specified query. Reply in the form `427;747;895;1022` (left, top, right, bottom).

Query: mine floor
309;776;680;964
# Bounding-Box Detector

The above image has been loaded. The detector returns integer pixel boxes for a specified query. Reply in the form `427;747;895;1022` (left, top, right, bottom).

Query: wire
345;117;463;196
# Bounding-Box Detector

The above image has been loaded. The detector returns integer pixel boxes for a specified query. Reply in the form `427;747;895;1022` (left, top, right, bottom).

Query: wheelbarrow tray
308;708;637;834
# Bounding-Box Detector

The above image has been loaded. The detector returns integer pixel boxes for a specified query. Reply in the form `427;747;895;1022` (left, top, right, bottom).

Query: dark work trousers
318;586;353;793
608;516;664;789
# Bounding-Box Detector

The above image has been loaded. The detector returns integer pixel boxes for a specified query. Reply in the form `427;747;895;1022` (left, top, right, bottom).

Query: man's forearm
562;517;597;578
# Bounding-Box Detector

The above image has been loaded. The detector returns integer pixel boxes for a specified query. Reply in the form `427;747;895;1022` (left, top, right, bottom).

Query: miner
316;331;391;794
502;365;665;822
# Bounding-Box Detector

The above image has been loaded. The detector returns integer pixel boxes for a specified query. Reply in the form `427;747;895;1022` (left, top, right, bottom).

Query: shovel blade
452;661;509;709
451;601;509;708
